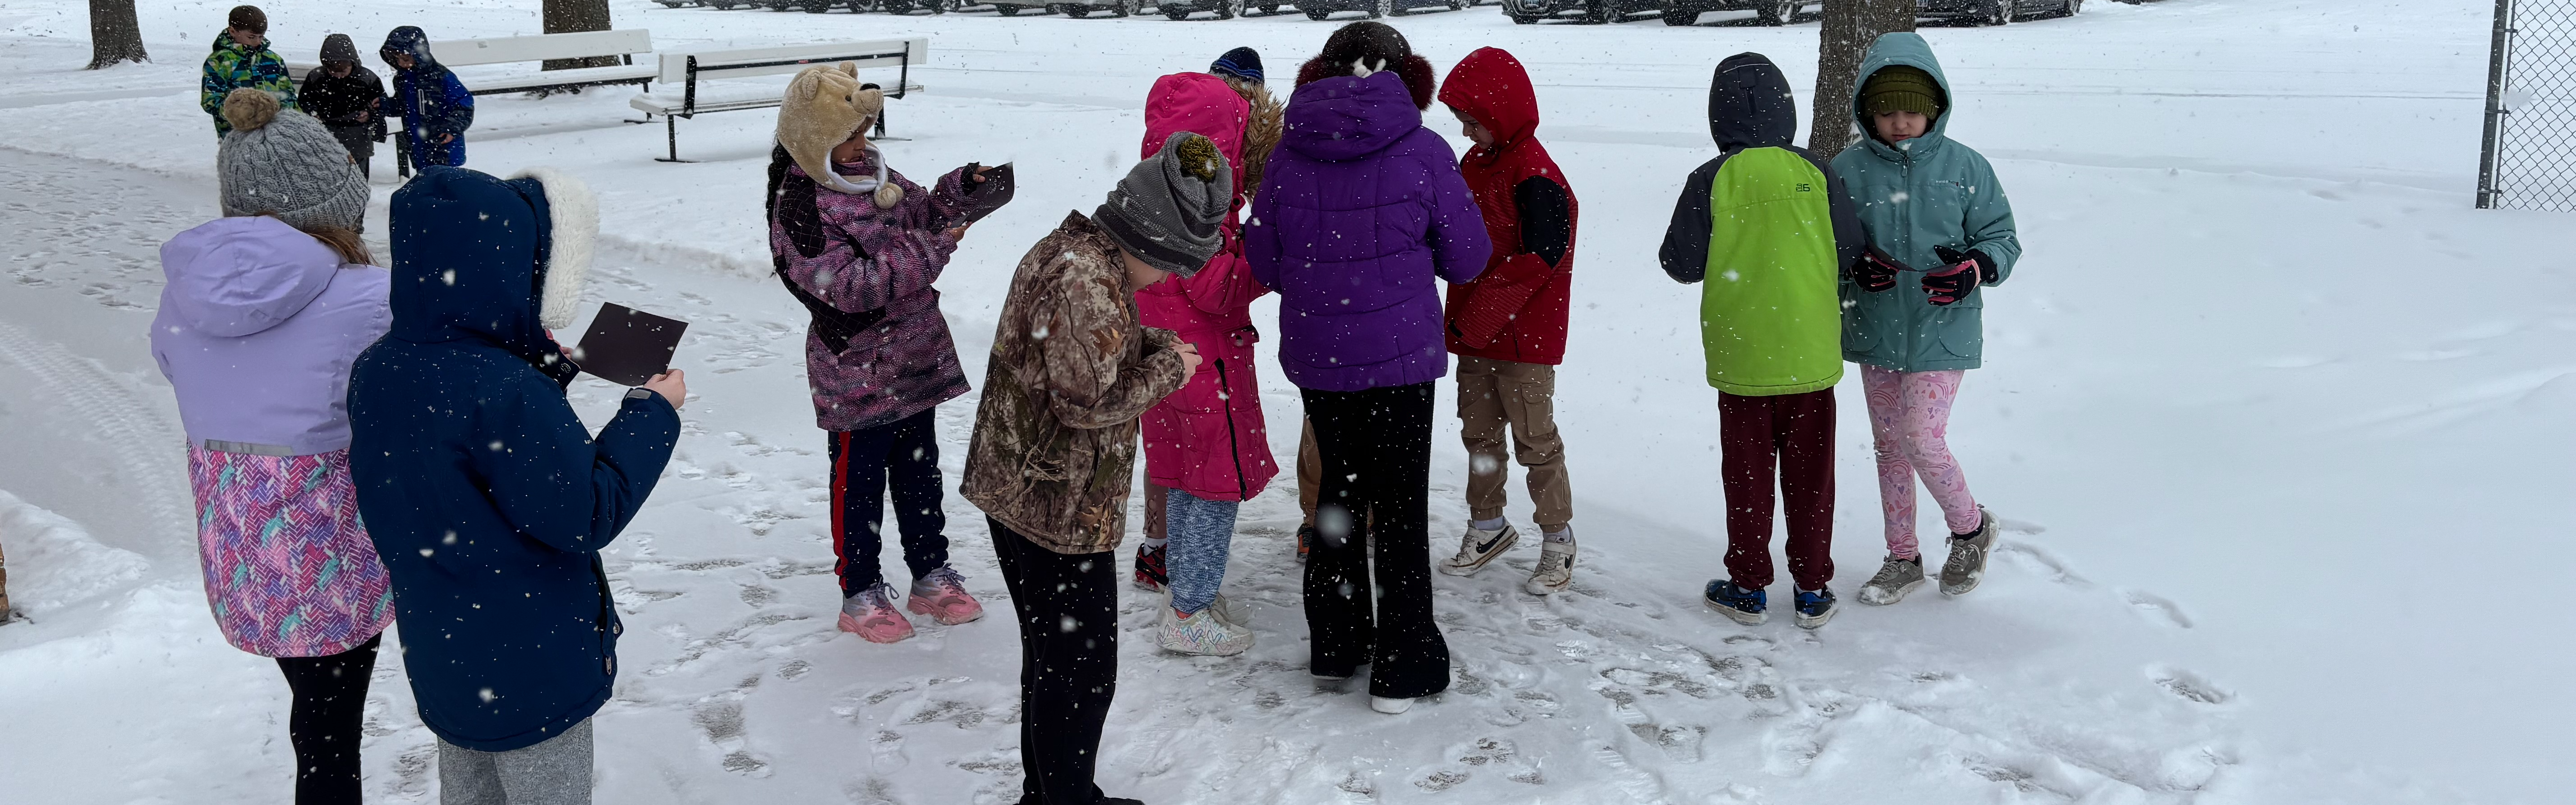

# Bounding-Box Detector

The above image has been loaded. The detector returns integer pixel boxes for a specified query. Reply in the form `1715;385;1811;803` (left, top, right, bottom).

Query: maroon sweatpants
1719;388;1836;591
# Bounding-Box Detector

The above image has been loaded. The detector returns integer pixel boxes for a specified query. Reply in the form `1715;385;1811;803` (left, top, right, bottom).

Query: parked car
1160;0;1247;18
986;0;1151;14
1505;0;1810;25
1918;0;2078;25
1297;0;1460;20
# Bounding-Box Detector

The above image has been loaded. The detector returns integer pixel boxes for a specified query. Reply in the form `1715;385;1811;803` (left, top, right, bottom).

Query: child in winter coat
156;89;391;805
200;6;297;137
1432;46;1582;597
1131;71;1274;658
349;164;682;805
961;132;1225;805
298;33;387;180
379;26;472;170
1656;53;1865;630
1834;32;2021;605
1248;21;1490;716
767;64;989;644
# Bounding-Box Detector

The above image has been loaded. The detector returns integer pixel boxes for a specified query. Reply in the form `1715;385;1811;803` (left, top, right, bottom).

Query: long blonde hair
259;213;374;266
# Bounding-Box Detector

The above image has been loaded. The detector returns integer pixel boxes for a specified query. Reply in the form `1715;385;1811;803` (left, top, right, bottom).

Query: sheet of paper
572;303;688;387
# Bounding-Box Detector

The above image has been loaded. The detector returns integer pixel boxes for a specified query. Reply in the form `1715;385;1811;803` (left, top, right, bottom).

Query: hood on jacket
1709;52;1797;152
385;166;595;377
1280;71;1424;163
1436;46;1540;163
1851;33;1958;144
320;33;360;64
379;26;443;71
1221;76;1284;200
159;216;343;338
1143;72;1250;193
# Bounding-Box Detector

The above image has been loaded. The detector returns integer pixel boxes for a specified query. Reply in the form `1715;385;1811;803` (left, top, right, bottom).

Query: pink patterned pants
1863;366;1981;560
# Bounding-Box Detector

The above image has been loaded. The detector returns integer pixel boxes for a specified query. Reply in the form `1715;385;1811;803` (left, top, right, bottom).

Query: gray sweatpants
439;718;593;805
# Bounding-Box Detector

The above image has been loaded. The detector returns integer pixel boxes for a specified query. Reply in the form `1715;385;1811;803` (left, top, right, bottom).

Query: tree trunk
540;0;619;71
85;0;150;70
1807;0;1914;160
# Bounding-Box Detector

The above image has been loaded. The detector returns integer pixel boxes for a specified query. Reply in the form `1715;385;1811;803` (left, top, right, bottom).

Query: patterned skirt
188;446;395;658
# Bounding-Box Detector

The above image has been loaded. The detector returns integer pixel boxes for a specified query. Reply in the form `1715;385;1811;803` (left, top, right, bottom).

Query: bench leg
654;115;695;163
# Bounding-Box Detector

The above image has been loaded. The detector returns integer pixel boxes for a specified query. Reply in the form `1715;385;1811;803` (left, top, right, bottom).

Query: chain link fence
2481;0;2576;211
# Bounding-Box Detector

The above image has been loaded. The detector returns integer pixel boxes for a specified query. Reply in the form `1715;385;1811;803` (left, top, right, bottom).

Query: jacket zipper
1214;359;1249;499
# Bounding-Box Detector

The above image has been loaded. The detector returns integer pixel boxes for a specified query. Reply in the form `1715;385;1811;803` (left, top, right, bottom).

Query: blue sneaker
1794;588;1837;630
1703;580;1766;626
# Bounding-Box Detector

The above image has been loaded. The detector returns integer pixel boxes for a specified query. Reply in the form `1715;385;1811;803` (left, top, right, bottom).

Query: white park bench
626;38;928;163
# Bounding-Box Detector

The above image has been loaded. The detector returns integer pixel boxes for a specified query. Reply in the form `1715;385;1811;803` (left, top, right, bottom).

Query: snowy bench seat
630;38;928;163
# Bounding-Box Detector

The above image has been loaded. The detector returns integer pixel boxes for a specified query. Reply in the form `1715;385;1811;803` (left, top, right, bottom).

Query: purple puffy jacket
152;216;391;455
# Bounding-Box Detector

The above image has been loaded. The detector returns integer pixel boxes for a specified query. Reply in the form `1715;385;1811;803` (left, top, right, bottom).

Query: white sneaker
1438;522;1519;577
1209;592;1254;628
1524;540;1576;595
1370;695;1414;714
1157;605;1251;656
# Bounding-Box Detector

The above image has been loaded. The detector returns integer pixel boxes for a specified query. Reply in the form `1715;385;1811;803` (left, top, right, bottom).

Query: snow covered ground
0;0;2567;802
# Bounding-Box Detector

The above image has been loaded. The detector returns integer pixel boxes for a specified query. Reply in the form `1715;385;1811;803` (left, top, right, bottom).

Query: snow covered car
1506;0;1810;26
1295;0;1461;20
1916;0;2079;25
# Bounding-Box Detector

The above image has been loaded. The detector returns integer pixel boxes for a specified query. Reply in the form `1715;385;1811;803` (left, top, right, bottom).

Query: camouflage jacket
202;31;299;134
961;212;1188;555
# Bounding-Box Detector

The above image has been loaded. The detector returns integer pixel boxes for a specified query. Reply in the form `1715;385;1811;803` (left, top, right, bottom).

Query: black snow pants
1301;381;1451;700
991;518;1120;805
275;631;382;805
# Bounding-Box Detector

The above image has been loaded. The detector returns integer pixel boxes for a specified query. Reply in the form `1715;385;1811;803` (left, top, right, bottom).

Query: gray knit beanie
217;88;369;234
1095;131;1231;277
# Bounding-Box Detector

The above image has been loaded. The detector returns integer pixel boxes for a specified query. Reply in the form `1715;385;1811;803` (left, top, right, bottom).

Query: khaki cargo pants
1456;356;1572;529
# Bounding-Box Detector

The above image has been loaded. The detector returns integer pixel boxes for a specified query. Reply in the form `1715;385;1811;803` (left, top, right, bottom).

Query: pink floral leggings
1863;366;1981;560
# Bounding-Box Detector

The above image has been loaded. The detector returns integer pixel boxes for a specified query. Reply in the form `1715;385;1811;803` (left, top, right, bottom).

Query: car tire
998;3;1021;12
1259;2;1279;11
1303;3;1333;17
2061;0;2079;17
1509;11;1538;22
1662;1;1698;24
1754;0;1793;24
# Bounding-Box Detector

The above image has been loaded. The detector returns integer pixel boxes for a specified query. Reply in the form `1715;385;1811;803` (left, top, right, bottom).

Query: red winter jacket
1136;73;1278;501
1437;47;1578;366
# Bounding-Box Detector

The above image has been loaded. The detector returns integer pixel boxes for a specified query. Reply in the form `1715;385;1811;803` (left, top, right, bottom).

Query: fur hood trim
509;166;598;330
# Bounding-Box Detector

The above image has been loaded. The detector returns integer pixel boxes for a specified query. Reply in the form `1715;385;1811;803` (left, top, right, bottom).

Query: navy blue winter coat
380;27;474;168
348;166;676;752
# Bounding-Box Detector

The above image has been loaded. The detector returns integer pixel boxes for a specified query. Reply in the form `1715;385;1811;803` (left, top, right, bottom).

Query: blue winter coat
347;166;677;752
1831;33;2022;373
381;27;474;168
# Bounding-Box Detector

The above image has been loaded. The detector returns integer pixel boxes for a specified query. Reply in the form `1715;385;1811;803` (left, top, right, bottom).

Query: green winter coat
1831;33;2021;373
201;30;299;136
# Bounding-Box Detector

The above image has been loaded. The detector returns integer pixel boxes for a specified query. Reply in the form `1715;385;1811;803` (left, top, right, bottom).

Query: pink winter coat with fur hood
1137;73;1277;502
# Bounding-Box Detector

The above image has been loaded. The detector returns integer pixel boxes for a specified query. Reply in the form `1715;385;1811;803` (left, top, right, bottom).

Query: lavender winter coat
1246;70;1490;392
152;216;391;455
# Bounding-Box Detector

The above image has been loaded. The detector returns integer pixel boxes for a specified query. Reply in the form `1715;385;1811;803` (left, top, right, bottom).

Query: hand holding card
572;303;690;387
957;162;1016;225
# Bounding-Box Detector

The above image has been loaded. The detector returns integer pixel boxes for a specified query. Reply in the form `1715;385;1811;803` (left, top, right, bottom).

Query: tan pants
1456;356;1572;529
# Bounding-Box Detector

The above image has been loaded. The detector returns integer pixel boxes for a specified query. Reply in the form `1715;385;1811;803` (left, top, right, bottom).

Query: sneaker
1438;522;1519;577
1703;580;1767;625
839;584;915;643
1524;540;1575;595
1209;592;1254;628
1134;542;1168;592
1370;695;1414;715
1793;588;1837;630
1938;507;1997;596
1857;554;1926;606
905;566;985;626
1157;606;1251;656
1295;524;1316;562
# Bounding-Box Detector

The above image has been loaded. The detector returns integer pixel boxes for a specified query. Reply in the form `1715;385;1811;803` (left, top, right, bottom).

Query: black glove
1853;248;1903;292
1922;246;1993;306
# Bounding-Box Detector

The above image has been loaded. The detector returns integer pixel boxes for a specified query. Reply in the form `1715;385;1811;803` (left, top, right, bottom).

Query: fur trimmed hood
385;166;597;383
1294;21;1436;110
1223;76;1284;200
777;63;901;209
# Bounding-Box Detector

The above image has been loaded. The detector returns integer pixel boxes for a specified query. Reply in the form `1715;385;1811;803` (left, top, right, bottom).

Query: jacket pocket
1839;284;1884;356
1932;305;1984;362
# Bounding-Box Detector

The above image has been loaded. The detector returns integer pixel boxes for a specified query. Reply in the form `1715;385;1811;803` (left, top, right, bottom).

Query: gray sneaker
1938;507;1996;596
1856;554;1926;605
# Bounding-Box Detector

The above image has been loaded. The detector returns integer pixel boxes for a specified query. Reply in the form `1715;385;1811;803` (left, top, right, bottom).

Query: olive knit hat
1859;65;1944;119
1096;132;1231;278
217;88;369;235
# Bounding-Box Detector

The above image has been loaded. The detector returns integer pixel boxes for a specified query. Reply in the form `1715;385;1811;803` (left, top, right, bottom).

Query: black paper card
573;303;688;386
958;162;1016;224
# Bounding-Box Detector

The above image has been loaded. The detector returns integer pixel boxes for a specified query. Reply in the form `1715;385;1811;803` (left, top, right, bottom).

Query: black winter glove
1922;246;1994;306
1853;248;1903;293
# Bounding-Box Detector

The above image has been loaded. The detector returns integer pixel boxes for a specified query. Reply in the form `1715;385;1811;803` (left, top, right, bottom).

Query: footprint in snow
2120;589;2194;629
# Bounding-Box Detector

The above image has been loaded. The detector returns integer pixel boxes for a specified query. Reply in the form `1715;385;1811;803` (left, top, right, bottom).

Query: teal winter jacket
1830;33;2020;373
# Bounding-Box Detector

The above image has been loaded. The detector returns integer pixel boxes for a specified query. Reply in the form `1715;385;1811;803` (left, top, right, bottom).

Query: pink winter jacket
772;152;975;432
1137;73;1278;502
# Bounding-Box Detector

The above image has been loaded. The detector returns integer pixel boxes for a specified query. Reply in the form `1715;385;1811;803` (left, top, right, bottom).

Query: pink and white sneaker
838;585;916;644
906;566;985;626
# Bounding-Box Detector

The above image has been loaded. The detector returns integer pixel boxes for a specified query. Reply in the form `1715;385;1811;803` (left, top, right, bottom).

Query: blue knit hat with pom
1210;47;1264;84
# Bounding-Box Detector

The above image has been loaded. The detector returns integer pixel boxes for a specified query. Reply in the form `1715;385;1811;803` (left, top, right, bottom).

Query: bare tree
86;0;150;70
540;0;618;70
1808;0;1914;160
